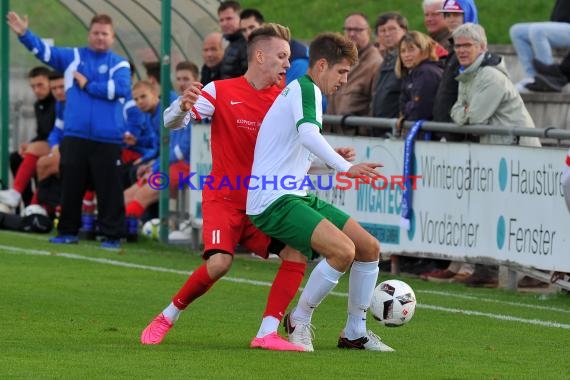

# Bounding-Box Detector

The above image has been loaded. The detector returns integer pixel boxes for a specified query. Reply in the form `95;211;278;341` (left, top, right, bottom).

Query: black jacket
551;0;570;22
220;32;248;79
400;60;443;121
200;63;222;86
31;93;56;142
371;49;401;119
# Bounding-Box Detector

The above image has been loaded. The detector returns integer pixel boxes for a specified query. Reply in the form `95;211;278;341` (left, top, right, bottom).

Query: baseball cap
437;0;465;13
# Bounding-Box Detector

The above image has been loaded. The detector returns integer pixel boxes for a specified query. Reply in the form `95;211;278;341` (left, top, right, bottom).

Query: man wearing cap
423;0;452;52
431;0;478;128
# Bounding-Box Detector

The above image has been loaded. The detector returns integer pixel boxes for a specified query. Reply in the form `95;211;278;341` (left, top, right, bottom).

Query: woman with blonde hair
396;31;443;128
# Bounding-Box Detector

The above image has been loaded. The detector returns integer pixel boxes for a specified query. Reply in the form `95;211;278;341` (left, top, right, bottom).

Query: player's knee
279;246;307;263
205;251;233;279
336;238;356;268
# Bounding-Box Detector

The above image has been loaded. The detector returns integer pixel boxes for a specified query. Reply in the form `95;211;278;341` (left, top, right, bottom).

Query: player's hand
179;82;203;112
6;12;28;36
346;162;383;178
18;142;28;156
73;71;88;89
335;147;356;162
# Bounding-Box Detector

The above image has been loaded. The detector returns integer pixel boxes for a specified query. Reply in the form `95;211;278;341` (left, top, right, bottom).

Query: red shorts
169;161;190;196
201;197;271;258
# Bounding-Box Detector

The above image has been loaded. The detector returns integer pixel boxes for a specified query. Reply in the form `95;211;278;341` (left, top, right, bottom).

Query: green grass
1;231;569;379
242;0;552;44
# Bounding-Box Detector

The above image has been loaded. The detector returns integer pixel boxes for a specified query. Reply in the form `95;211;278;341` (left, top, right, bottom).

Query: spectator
0;66;55;209
450;23;541;147
143;61;178;103
396;31;443;131
123;79;191;228
326;12;383;136
35;71;66;211
200;32;224;86
422;0;481;283
175;61;201;95
370;12;408;128
7;12;131;248
449;23;541;287
218;1;248;79
526;52;570;92
239;8;309;85
432;0;478;128
239;8;264;41
510;0;570;92
423;0;452;52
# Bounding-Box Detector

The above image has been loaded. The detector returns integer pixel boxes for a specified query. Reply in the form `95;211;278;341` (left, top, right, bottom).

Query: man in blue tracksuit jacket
7;12;131;248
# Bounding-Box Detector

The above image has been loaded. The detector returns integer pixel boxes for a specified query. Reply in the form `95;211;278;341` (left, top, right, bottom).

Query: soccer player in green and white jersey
247;32;394;352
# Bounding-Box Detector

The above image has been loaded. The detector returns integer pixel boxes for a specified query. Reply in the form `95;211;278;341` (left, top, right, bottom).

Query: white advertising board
191;125;569;272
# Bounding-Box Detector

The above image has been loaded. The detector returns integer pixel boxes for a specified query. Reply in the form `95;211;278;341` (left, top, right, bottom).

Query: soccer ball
22;204;48;217
370;279;416;327
142;218;161;240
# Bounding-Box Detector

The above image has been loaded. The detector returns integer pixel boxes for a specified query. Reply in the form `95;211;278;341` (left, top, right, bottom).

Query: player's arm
299;124;381;177
8;11;73;72
164;81;209;129
80;61;131;100
309;147;355;174
298;123;353;172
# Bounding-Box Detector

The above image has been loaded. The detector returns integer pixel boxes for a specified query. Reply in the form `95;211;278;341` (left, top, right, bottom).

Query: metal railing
323;115;570;144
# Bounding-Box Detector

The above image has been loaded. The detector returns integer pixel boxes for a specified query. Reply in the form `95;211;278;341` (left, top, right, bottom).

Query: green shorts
249;193;350;259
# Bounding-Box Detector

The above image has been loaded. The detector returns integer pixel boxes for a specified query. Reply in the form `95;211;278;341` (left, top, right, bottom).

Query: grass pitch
1;231;569;379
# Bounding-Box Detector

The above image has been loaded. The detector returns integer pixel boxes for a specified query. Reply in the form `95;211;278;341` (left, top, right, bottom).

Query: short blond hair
247;23;291;61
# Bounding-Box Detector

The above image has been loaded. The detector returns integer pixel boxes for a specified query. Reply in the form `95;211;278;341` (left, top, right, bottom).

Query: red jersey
191;76;282;208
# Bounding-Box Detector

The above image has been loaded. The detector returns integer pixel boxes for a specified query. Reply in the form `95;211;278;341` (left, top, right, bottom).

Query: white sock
256;316;280;338
291;259;344;325
344;260;379;340
162;302;182;323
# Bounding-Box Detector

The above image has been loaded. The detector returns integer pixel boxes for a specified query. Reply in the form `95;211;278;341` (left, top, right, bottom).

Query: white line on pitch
1;244;569;330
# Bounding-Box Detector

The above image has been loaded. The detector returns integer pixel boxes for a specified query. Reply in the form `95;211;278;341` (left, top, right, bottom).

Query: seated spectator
143;61;178;103
423;0;452;52
526;53;570;92
326;12;383;136
370;12;408;132
509;0;570;92
35;71;66;211
396;31;443;135
200;32;224;85
450;23;541;147
0;66;55;209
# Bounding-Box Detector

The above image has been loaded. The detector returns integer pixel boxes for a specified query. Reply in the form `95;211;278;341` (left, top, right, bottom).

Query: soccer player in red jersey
140;24;307;351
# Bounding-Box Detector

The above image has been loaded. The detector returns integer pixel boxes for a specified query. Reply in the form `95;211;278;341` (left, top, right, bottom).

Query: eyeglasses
454;42;477;50
343;27;367;33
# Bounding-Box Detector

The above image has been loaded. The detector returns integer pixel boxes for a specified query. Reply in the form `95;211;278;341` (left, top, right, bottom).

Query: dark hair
143;61;161;84
240;8;264;23
218;1;241;14
309;32;358;67
48;71;64;81
28;66;51;79
176;61;199;79
374;12;408;33
247;23;291;61
90;14;113;28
